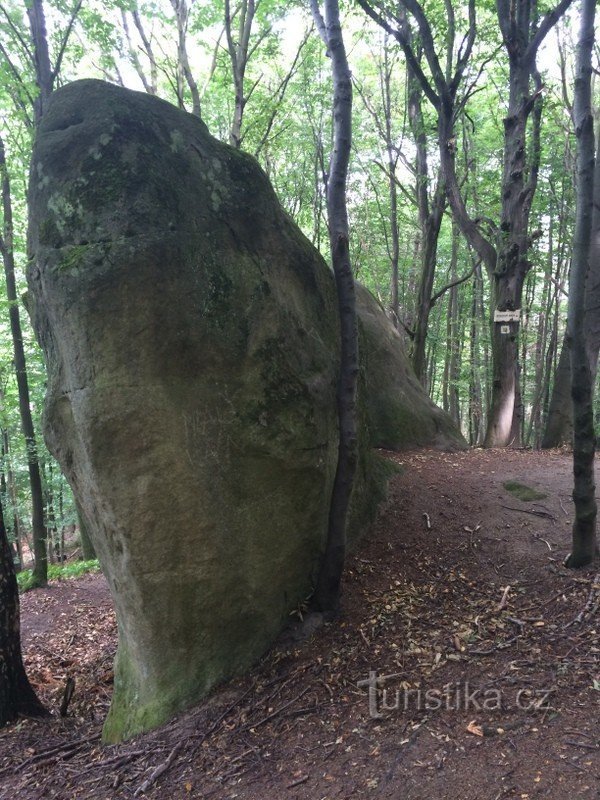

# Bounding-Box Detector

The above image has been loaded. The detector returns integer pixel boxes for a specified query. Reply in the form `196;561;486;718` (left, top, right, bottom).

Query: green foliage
17;559;101;593
503;481;548;502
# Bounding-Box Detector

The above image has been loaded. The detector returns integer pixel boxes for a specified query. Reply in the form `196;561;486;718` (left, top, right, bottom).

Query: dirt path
2;448;600;800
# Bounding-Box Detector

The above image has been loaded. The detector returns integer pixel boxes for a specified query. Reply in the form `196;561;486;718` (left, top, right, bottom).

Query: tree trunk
170;0;201;116
224;0;256;149
542;333;572;447
310;0;358;615
0;137;47;587
483;42;543;446
411;186;445;383
446;222;461;426
565;0;596;568
0;494;47;727
0;428;22;572
26;0;53;123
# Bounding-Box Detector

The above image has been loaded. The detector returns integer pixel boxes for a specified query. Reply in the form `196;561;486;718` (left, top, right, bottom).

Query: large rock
356;285;466;451
27;80;461;742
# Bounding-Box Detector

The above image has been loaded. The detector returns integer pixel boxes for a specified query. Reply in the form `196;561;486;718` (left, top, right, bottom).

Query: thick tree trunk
310;0;358;614
565;0;596;568
0;494;47;727
483;46;542;446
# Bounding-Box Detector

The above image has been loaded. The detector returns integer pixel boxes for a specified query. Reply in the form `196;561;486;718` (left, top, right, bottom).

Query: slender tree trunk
381;40;400;326
584;126;600;377
170;0;201;116
310;0;357;615
0;428;21;572
224;0;256;148
0;137;47;587
0;494;47;726
121;7;159;96
411;185;445;383
542;129;600;449
565;0;596;568
526;225;553;446
446;223;461;426
542;332;572;447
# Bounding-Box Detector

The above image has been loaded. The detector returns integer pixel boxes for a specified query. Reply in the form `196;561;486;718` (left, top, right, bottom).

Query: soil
2;448;600;800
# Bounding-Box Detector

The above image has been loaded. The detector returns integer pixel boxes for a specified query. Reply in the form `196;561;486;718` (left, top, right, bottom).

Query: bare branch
0;4;35;66
525;0;575;65
52;0;83;82
355;0;440;108
430;263;476;306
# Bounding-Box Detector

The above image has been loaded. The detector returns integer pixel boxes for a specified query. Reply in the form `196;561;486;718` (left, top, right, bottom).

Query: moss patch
503;480;547;502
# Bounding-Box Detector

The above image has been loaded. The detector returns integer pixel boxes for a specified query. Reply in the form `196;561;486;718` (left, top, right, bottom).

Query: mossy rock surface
27;80;462;743
356;285;466;451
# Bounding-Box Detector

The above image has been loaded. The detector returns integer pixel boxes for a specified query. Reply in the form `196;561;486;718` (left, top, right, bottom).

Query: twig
287;774;310;788
9;733;101;773
501;505;556;520
59;676;76;717
497;585;511;611
565;572;600;627
134;741;184;797
559;496;569;517
469;635;521;656
238;686;310;732
564;740;600;750
532;533;553;551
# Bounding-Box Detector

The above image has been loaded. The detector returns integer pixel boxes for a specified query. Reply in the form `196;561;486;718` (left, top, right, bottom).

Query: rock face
356;285;466;451
28;80;462;742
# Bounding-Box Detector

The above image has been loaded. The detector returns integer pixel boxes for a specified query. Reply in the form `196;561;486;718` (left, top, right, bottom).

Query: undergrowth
17;559;100;592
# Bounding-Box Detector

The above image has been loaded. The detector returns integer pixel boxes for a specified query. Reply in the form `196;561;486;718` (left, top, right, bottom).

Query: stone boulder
27;80;462;742
356;285;466;451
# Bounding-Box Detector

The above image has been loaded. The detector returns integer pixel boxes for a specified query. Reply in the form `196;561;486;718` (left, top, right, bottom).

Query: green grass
17;559;100;592
503;480;547;502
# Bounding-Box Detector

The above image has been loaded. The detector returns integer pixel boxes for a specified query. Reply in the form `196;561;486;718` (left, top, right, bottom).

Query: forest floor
2;448;600;800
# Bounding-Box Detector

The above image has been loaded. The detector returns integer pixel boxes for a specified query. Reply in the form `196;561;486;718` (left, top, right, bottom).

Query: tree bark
542;332;572;448
310;0;358;615
0;493;47;727
565;0;596;568
170;0;201;116
0;136;47;587
224;0;256;148
26;0;53;122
